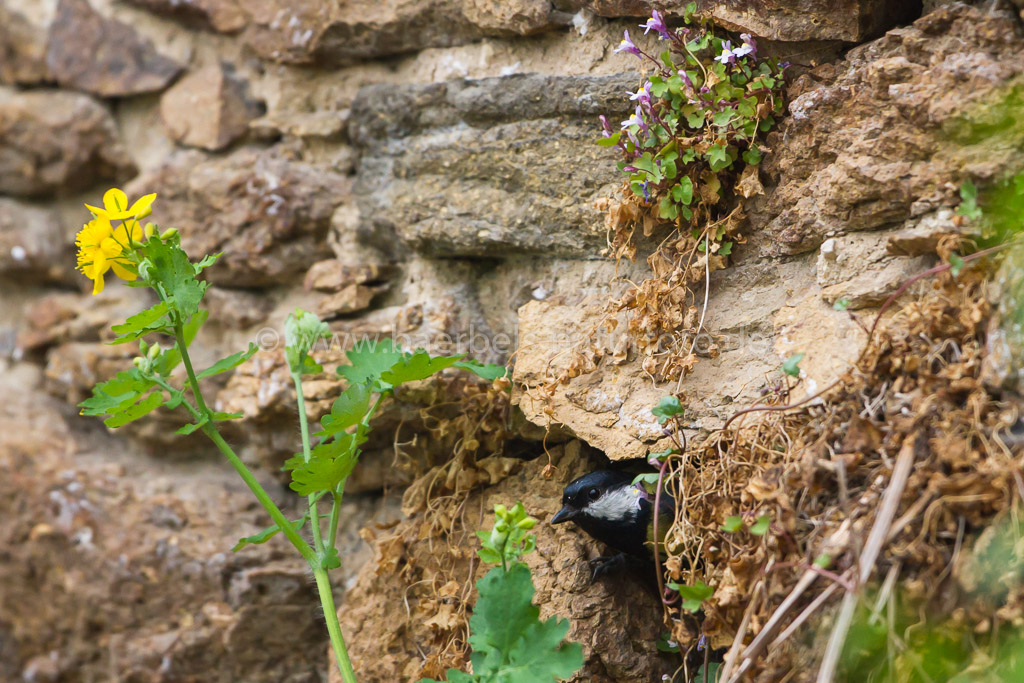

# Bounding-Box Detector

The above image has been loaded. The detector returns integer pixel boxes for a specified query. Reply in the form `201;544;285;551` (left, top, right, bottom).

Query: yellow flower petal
127;193;156;219
91;270;106;295
110;260;138;282
114;219;143;245
103;188;129;215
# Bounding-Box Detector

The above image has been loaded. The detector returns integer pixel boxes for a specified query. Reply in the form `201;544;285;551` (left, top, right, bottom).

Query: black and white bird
550;470;675;577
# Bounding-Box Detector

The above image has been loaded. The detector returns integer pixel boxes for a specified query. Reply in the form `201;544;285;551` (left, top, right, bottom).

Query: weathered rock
0;3;51;85
305;260;396;293
244;0;566;65
205;286;274;329
318;284;386;317
577;0;917;42
125;0;247;33
0;90;136;197
754;4;1024;256
160;63;259;151
0;200;71;284
511;251;867;459
981;243;1024;391
336;441;676;682
351;73;635;258
18;290;147;355
816;232;932;309
46;0;183;97
126;147;346;286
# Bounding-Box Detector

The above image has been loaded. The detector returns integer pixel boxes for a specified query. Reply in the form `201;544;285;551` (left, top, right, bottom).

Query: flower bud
139;340;149;354
493;504;508;518
147;343;161;360
489;528;508;548
160;227;178;241
516;517;537;530
495;520;509;533
144;223;156;239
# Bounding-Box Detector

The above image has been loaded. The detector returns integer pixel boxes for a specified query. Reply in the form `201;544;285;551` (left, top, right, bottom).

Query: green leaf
318;382;372;437
657;633;680;653
501;616;583;682
651;395;683;424
672;176;694;205
109;302;169;344
814;553;833;570
712;110;734;127
337;339;404;386
719;241;733;256
469;565;539;658
648;448;676;463
782;352;804;378
633;473;661;487
104;391;163;428
707;144;731;171
597;131;621;147
721;516;744;533
175;416;208;435
949;253;965;277
453;359;509;382
321;547;341;570
749;514;772;536
658;196;679;220
231;515;307;552
196;343;258;380
833;297;851;312
742;147;762;165
670;581;714;612
212;411;243;421
381;350;463;387
143;238;208;320
288;449;358;495
697;662;722;682
79;370;149;416
195;253;221;272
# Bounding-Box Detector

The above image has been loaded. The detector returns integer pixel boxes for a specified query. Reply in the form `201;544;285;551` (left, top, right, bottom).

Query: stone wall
6;0;1021;680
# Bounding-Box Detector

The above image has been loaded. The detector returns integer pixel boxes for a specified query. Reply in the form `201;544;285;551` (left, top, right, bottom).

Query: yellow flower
75;215;142;295
85;188;156;221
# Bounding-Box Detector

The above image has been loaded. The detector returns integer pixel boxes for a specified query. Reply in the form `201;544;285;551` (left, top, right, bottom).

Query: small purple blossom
599;114;612;137
715;40;734;65
640;9;672;40
629;81;652;105
734;33;757;59
779;60;791;69
614;30;641;57
641;180;651;201
620;105;647;132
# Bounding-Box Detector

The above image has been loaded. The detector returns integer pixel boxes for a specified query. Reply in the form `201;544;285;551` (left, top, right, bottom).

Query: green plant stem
292;371;325;555
313;565;358;683
173;322;356;682
173;321;314;564
328;491;343;549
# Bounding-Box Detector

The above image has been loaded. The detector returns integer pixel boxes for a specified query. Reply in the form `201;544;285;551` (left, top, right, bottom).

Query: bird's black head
551;469;674;559
550;470;637;526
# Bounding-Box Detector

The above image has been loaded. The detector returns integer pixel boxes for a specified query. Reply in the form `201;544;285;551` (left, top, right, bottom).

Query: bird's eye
587;487;601;501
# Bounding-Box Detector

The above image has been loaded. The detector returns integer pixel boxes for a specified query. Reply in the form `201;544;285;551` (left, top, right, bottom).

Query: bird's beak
550;506;578;525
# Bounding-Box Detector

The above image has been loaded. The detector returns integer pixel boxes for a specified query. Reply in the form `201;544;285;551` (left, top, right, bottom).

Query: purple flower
614;30;641;57
640;9;672;40
640;181;651;201
620;105;647;132
779;61;791;69
628;81;652;105
599;114;612;137
733;33;757;59
715;40;734;65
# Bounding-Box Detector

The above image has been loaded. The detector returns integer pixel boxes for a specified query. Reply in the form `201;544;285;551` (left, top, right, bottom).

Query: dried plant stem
816;433;920;682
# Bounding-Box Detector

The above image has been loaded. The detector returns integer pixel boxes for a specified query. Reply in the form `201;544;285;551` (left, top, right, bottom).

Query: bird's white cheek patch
586;486;641;521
